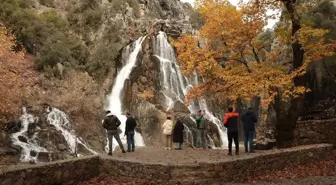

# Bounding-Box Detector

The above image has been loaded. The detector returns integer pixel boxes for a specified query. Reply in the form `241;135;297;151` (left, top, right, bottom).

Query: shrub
38;0;54;7
126;0;141;18
86;42;123;80
110;0;140;18
0;0;90;74
83;8;102;27
189;11;205;30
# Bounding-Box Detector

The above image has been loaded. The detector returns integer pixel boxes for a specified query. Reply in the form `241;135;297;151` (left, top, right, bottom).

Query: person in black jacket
125;112;137;152
173;117;184;150
103;111;126;155
223;107;240;156
242;107;258;153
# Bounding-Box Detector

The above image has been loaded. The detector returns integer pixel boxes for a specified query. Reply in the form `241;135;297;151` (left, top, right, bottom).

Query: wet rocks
57;144;67;151
30;150;37;157
18;136;27;143
7;121;22;134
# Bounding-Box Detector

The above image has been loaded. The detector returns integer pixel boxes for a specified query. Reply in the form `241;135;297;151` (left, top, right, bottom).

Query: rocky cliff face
2;0;203;164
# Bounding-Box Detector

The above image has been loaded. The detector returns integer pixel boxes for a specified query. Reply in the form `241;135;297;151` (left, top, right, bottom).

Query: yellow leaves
296;26;336;63
172;0;336;108
137;90;154;101
296;26;329;45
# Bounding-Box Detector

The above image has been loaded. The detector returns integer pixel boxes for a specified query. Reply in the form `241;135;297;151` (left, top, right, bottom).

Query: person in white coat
162;116;173;150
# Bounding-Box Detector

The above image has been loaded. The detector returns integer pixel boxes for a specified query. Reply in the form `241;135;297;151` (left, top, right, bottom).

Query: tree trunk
274;0;305;148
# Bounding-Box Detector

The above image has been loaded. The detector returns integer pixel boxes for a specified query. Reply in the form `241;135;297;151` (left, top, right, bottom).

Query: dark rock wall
0;156;100;185
293;119;336;145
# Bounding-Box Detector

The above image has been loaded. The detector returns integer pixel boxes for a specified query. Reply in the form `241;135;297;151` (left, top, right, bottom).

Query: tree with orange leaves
0;25;38;125
172;0;336;147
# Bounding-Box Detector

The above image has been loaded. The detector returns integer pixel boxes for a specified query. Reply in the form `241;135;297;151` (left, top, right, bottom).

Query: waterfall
10;107;47;162
46;107;97;155
106;36;146;151
183;123;194;147
154;31;228;148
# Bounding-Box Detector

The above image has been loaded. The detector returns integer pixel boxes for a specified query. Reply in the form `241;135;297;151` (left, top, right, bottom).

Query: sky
180;0;278;29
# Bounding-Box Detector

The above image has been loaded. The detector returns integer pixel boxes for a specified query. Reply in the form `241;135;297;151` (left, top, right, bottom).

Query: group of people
102;111;137;155
161;110;208;150
102;106;258;156
223;106;257;155
162;116;184;150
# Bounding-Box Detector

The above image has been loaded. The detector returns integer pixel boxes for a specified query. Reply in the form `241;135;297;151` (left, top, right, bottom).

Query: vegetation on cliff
0;26;38;125
0;0;142;79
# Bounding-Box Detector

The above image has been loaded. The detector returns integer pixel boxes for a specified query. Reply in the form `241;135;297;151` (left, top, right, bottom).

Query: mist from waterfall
154;31;228;148
106;36;146;151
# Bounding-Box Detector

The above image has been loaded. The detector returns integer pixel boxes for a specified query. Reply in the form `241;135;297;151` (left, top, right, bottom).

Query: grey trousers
196;129;206;149
107;131;124;152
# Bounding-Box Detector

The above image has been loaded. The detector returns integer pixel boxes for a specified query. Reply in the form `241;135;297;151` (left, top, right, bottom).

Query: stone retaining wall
100;144;334;184
0;156;100;185
294;119;336;145
0;144;334;185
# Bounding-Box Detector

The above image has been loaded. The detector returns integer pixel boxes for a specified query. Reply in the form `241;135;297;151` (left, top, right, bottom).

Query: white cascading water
154;31;228;147
11;107;47;162
46;107;97;155
106;36;146;151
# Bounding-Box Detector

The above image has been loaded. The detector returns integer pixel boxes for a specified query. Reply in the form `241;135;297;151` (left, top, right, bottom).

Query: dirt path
110;146;252;164
103;144;328;164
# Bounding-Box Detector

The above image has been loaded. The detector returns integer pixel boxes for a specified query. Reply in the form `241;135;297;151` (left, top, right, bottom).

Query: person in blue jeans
242;107;258;153
125;112;137;152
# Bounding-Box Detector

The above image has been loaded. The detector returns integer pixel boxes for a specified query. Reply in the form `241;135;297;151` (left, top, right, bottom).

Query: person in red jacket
223;107;240;156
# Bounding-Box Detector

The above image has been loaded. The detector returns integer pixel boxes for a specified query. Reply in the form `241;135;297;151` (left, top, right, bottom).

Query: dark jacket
173;119;184;143
125;117;137;135
242;111;257;131
103;115;121;131
223;112;239;133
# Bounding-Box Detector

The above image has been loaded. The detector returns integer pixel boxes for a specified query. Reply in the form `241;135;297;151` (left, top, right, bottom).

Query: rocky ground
78;152;336;185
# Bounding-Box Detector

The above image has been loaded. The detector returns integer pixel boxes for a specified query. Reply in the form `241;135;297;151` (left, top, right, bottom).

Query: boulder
0;146;20;155
171;101;190;113
254;139;277;150
139;76;148;84
30;150;37;157
18;136;28;143
7;120;22;133
57;144;67;151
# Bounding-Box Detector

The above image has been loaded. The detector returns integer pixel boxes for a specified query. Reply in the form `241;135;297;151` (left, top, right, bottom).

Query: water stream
106;36;146;151
46;107;97;155
10;107;47;162
154;31;228;147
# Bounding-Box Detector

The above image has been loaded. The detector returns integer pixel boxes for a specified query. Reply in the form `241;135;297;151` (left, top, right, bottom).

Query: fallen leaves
245;154;336;183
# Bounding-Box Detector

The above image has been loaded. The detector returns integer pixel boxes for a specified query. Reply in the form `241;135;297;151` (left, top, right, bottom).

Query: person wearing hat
191;110;206;149
102;110;126;155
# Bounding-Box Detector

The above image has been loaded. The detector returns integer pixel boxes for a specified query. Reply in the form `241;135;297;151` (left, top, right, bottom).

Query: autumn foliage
0;25;38;123
172;0;336;105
